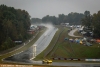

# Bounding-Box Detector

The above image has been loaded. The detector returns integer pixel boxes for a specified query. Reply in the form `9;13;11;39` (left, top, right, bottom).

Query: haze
0;0;100;19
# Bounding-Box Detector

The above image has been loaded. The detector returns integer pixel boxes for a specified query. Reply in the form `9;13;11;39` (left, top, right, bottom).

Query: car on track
42;59;52;64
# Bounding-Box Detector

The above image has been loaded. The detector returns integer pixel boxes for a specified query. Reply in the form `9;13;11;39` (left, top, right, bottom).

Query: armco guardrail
52;58;84;61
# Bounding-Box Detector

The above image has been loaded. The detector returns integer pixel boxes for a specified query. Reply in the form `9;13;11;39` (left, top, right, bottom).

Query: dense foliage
0;5;31;51
82;10;100;38
31;12;84;25
31;18;42;24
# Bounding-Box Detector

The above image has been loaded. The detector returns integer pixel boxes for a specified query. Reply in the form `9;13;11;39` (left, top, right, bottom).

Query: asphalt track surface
68;28;81;37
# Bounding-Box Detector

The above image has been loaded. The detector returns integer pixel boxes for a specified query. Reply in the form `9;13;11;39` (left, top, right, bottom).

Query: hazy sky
0;0;100;19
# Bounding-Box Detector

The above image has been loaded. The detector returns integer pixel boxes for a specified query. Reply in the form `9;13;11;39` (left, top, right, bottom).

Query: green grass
62;42;100;58
74;30;82;37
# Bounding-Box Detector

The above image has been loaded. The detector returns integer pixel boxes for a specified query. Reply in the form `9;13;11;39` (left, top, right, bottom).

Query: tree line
82;11;100;38
0;5;31;51
31;12;84;25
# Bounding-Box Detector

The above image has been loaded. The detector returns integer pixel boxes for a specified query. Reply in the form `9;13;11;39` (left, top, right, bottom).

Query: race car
42;59;52;63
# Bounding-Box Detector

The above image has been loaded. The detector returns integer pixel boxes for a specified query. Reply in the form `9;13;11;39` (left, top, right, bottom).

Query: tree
82;11;91;27
41;13;84;25
42;15;57;24
31;18;42;24
58;14;65;24
0;4;31;51
92;11;100;38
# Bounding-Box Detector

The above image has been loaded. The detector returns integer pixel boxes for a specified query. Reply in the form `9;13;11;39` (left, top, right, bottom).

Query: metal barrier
52;58;84;61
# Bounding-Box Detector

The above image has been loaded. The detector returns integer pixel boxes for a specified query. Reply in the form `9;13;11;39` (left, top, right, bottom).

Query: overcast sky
0;0;100;19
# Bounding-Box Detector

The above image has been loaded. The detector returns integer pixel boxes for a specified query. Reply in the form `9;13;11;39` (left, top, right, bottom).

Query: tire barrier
52;58;84;61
